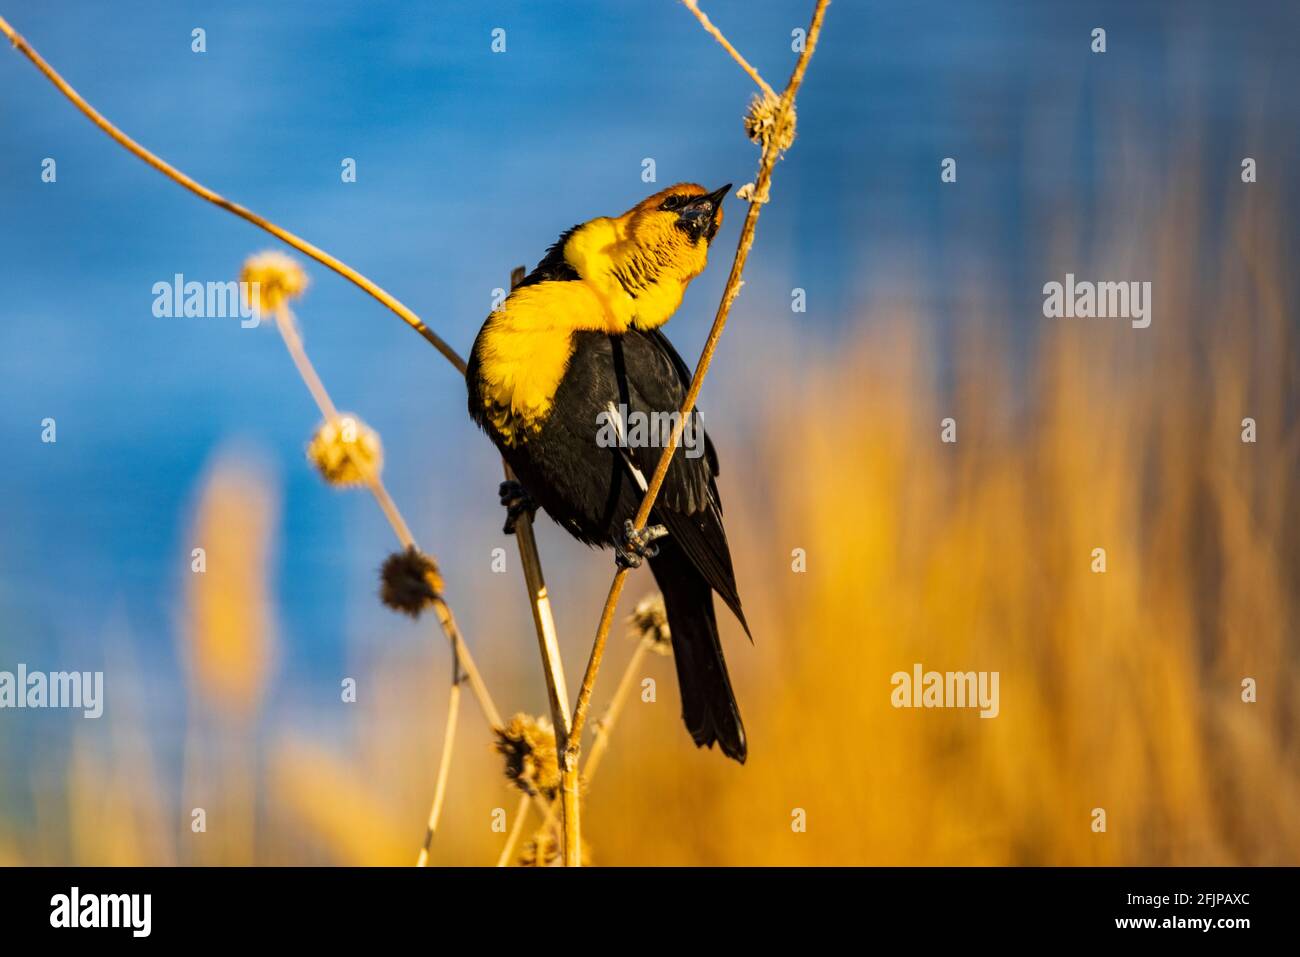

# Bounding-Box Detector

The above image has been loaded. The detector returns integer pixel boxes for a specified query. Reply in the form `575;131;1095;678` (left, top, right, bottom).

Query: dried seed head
306;414;383;487
495;714;560;798
517;825;591;867
240;250;308;316
628;593;672;656
379;546;443;617
744;92;796;154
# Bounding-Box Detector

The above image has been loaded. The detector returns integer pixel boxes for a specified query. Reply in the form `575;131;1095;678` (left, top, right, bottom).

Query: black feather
467;317;750;762
513;226;582;288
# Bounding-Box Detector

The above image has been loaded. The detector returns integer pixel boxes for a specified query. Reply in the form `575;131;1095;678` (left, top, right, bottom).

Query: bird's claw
499;480;537;535
614;520;668;569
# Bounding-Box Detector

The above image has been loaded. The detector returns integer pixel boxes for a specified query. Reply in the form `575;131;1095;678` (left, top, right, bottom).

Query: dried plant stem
415;653;462;867
558;0;831;868
365;478;417;557
556;748;581;866
581;637;651;787
4;17;560;862
430;599;502;730
495;793;532;867
680;0;777;99
515;499;577;860
570;0;829;746
268;304;502;731
266;302;509;862
0;14;463;374
273;307;340;419
512;497;571;731
498;265;577;862
272;305;422;550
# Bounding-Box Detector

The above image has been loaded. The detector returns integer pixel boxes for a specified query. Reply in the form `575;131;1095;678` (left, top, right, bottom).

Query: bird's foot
614;520;668;569
499;480;537;535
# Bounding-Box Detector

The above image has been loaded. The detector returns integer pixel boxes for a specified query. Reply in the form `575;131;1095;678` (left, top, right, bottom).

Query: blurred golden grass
3;163;1296;867
184;457;277;718
271;737;412;865
586;176;1298;865
179;454;278;866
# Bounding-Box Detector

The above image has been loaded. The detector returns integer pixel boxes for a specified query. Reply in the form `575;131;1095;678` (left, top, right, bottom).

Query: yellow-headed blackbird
466;183;748;762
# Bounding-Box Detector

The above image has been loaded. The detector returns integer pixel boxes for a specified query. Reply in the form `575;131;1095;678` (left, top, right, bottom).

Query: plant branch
558;0;831;867
415;653;462;867
0;13;464;373
581;636;651;787
268;303;502;731
500;265;577;861
680;0;777;99
495;793;531;867
511;501;570;731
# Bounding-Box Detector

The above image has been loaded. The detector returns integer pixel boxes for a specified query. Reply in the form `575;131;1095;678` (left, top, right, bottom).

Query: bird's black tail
648;540;747;763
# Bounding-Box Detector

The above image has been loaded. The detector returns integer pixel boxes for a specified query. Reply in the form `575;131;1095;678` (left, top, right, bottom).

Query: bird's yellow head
563;182;731;330
621;182;730;251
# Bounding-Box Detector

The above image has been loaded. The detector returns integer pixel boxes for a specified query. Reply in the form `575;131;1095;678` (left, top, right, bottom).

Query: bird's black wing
640;327;721;495
497;326;748;635
619;329;749;636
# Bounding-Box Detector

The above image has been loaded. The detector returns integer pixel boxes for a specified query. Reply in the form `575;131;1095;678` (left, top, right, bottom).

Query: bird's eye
660;195;685;211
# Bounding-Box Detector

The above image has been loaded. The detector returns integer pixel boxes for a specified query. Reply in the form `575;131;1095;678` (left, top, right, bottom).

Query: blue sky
0;0;1296;763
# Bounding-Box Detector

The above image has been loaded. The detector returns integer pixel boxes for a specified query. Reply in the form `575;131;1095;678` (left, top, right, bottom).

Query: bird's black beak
678;184;731;242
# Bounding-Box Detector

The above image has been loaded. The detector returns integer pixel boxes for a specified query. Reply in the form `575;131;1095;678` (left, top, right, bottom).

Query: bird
465;182;749;763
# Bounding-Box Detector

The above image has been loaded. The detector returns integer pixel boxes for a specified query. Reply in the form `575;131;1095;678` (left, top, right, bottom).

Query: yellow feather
564;211;707;331
473;185;716;444
474;281;619;443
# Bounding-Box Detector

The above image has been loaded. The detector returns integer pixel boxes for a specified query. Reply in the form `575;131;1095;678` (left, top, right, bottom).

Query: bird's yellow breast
472;281;623;444
564;217;699;331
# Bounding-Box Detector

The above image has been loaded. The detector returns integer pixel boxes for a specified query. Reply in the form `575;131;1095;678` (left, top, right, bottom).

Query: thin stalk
268;304;502;730
581;637;651;787
273;306;340;419
558;0;832;868
680;0;777;99
365;477;418;557
497;265;576;862
415;653;462;867
0;14;463;373
495;793;532;867
510;489;570;733
430;599;502;731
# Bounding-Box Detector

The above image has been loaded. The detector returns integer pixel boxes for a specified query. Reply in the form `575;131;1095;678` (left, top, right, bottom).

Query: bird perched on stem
466;183;749;762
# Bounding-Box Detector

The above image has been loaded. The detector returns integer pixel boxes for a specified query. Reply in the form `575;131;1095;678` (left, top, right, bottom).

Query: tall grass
590;169;1299;866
